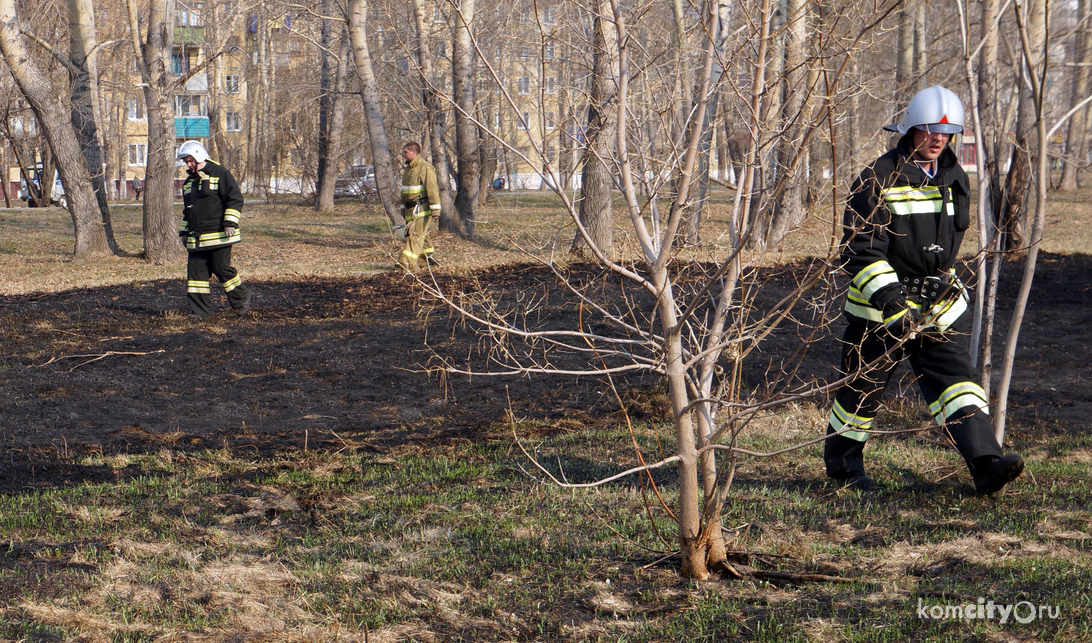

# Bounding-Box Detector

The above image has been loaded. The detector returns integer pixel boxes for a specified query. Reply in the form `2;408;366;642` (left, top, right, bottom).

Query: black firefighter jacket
841;133;972;330
180;161;244;251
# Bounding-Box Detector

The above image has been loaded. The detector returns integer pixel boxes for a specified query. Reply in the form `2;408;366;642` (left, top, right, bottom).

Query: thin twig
37;350;166;373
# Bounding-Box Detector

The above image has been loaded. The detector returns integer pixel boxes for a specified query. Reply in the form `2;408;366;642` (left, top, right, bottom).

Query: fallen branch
37;350;166;372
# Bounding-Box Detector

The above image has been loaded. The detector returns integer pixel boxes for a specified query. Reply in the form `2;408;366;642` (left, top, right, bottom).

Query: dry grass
2;187;1092;641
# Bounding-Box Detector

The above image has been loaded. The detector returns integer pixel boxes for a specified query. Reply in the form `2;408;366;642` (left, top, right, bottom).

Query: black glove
179;229;189;238
883;304;921;337
870;284;918;337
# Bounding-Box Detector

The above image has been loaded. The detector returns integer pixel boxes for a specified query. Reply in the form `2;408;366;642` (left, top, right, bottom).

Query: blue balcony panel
176;117;209;138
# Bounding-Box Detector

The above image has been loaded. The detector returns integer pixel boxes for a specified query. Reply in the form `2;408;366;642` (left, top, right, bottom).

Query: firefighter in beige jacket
398;142;441;270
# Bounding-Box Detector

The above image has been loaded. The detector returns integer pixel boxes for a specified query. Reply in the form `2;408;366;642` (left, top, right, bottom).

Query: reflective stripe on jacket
400;156;441;215
840;133;971;325
180;160;244;251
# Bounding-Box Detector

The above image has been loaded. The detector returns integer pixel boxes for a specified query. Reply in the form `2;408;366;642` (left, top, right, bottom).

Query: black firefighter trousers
186;245;249;317
824;310;1003;478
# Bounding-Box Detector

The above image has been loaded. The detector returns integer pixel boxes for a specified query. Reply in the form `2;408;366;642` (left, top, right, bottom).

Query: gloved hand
883;304;921;338
179;229;189;238
870;283;918;338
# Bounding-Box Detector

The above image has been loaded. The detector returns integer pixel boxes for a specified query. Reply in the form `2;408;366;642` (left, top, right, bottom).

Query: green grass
0;421;1089;641
3;186;1092;640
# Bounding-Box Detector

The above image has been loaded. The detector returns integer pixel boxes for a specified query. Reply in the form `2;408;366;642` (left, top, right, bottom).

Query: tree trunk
316;27;350;213
125;0;186;265
411;0;456;228
896;3;914;102
571;0;618;259
1060;0;1091;191
68;0;118;253
452;0;479;239
316;0;334;206
681;0;732;246
976;0;1003;383
0;0;109;260
765;0;809;247
348;0;400;225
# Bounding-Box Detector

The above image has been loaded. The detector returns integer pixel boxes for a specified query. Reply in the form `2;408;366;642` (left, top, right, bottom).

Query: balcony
175;116;209;138
174;26;206;44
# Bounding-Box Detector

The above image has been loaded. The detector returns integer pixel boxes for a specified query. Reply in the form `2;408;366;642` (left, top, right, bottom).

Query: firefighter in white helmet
177;140;252;318
822;86;1024;494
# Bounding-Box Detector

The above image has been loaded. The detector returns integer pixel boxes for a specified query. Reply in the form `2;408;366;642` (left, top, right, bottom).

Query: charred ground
2;254;1089;494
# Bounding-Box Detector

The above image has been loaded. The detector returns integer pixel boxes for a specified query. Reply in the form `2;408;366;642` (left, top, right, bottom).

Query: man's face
910;127;951;163
402;147;418;163
182;155;201;173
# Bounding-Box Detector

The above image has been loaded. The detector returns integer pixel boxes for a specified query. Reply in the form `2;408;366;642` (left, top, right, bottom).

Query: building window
519;111;530;129
518;47;532;61
225;74;240;94
544;42;556;61
225;110;242;132
127;99;145;121
546;112;557;130
517;77;530;95
178;1;204;26
175;94;206;117
171;50;193;76
543;7;557;25
128;143;147;166
545;77;557;94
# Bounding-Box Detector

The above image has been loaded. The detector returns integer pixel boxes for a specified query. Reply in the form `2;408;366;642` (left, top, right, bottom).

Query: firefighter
177;140;252;318
823;86;1023;494
398;142;441;270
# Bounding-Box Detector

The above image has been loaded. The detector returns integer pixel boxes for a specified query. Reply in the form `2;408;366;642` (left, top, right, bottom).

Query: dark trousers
186;246;249;316
824;311;1002;476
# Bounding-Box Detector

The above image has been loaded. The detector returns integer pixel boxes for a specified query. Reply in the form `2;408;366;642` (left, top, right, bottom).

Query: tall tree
452;0;479;239
761;0;810;248
679;0;732;246
999;0;1047;255
571;0;618;258
68;0;118;253
316;13;350;213
1059;0;1092;191
411;0;455;229
0;0;108;260
348;0;400;225
125;0;186;264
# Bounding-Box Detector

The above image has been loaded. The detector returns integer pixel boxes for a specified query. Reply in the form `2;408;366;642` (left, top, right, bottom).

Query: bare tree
124;0;186;264
411;0;455;228
348;0;401;225
67;0;118;254
316;7;350;213
452;0;479;239
0;0;109;260
994;0;1053;445
1059;0;1092;191
998;0;1047;256
571;0;618;259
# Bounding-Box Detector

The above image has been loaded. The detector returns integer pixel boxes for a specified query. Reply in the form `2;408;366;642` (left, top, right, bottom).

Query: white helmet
884;86;964;135
177;140;209;163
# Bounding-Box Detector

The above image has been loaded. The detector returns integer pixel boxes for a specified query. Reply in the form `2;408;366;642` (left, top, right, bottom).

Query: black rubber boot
971;453;1024;495
824;430;878;491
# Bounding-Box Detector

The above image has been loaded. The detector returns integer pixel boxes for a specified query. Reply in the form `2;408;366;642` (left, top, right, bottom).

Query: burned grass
1;196;1091;641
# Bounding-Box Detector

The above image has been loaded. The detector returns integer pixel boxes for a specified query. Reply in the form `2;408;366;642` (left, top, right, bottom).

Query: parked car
333;165;376;200
18;165;66;209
